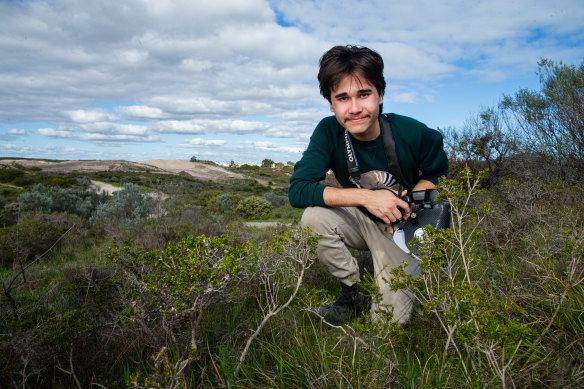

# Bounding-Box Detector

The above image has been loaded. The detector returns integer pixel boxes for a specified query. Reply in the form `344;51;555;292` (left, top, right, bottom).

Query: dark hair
317;45;386;103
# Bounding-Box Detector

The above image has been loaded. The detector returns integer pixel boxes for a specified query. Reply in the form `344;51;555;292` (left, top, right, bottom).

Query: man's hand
323;186;411;234
363;189;411;234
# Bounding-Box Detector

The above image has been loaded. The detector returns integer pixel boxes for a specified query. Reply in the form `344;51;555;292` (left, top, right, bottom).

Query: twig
237;259;307;372
307;308;395;369
55;347;82;389
3;223;77;297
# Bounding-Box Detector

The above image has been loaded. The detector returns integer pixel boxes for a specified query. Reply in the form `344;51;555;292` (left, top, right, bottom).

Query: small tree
501;58;584;181
261;158;274;168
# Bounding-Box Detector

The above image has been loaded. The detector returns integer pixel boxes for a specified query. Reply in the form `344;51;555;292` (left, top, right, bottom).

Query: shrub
1;264;123;388
18;184;108;219
91;183;157;228
0;166;24;182
236;196;272;219
262;191;289;207
0;212;82;267
215;193;233;211
107;233;255;354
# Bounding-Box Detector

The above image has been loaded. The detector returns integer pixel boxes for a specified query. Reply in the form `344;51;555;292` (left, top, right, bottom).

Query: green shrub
107;233;255;354
91;182;157;228
1;264;123;388
18;184;108;219
215;193;233;211
236;196;272;219
262;191;289;207
0;213;82;267
0;166;24;182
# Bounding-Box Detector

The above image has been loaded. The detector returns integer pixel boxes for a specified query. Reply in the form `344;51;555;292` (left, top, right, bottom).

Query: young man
289;45;448;325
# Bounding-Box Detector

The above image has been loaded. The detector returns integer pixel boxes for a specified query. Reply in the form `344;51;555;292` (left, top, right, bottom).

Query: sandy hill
0;159;247;182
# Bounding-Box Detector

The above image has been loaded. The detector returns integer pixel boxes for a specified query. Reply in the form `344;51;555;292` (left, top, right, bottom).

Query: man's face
329;73;383;141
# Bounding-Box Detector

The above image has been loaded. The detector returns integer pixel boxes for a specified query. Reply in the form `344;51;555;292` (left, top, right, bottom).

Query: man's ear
330;103;334;112
379;92;384;105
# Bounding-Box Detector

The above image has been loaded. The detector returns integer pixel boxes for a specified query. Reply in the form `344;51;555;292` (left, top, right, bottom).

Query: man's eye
360;93;370;98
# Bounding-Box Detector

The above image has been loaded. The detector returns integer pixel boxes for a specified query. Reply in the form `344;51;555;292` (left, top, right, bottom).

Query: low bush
18;184;108;219
236;196;272;219
91;182;157;229
0;212;83;268
1;264;122;388
262;191;289;207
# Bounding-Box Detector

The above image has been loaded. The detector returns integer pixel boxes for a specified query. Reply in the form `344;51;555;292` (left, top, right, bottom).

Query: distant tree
455;107;518;186
261;158;274;168
501;58;584;181
190;156;197;162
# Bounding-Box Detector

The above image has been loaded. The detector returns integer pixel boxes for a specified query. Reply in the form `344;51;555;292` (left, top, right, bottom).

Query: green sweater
288;113;448;208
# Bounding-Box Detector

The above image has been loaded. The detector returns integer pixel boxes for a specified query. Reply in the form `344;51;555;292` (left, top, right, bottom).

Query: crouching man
288;45;448;325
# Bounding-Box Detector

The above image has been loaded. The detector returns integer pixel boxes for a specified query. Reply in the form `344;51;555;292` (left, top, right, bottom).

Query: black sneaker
314;283;367;325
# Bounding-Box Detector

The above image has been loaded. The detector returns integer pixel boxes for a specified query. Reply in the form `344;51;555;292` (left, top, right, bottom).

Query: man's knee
300;206;334;234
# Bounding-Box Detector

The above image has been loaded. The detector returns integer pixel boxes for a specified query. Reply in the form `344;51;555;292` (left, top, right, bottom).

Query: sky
1;0;583;164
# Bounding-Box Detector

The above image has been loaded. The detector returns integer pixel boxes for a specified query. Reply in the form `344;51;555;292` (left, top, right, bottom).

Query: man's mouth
347;116;368;123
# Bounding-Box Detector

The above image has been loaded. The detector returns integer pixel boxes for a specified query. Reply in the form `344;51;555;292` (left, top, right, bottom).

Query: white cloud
36;125;161;144
65;109;118;123
183;138;228;146
7;128;27;135
36;128;73;137
239;140;304;155
115;105;167;120
150;119;271;135
1;0;583;161
391;92;417;104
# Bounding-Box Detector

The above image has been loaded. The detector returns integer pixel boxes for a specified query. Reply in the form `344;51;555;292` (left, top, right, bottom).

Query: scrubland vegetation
1;59;583;388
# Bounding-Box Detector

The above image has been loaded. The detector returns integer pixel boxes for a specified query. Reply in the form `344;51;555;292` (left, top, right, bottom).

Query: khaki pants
301;206;419;324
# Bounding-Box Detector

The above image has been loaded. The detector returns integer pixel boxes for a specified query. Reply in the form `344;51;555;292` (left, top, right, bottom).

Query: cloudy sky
1;0;583;163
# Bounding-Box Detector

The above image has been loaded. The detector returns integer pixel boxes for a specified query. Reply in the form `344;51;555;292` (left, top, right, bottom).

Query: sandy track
91;180;121;195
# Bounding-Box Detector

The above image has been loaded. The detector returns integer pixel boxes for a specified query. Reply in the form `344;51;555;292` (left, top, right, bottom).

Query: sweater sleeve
288;119;334;208
417;127;449;185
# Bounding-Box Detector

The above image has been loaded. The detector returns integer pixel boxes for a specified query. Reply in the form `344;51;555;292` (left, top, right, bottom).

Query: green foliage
18;183;108;219
127;346;192;389
262;191;289;207
261;158;274;168
389;169;542;386
91;182;156;227
107;233;255;353
500;58;584;182
0;166;25;182
214;192;236;211
236;195;272;219
0;212;82;267
0;264;122;388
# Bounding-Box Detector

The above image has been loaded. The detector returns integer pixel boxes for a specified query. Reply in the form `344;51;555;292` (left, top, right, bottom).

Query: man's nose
349;98;362;113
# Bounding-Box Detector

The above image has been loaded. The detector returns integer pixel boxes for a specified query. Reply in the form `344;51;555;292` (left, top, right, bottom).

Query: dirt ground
0;158;247;182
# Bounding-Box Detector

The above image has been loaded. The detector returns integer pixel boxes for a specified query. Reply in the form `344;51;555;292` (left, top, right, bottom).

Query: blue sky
1;0;583;163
